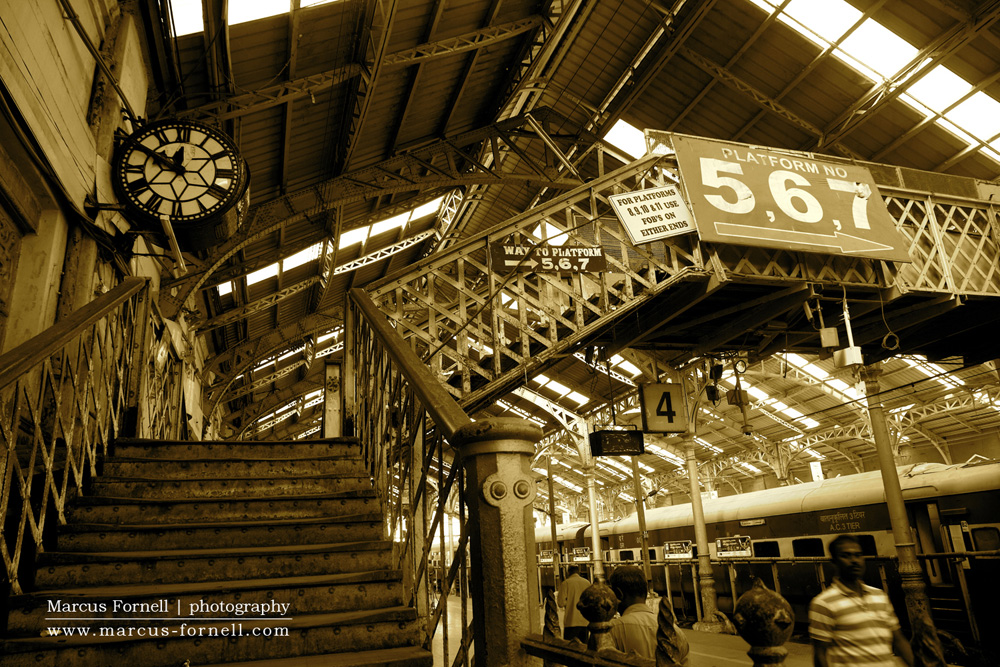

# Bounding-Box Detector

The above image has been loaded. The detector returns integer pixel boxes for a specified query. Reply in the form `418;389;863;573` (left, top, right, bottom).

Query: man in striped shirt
809;534;914;667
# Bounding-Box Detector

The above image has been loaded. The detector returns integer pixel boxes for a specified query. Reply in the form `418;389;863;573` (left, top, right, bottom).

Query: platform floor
429;597;816;666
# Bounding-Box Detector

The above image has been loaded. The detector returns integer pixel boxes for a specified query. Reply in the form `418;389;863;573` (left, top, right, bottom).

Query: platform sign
716;535;752;558
639;383;688;433
663;540;694;560
572;547;591;562
489;242;607;273
608;185;696;245
540;549;554;563
670;133;911;262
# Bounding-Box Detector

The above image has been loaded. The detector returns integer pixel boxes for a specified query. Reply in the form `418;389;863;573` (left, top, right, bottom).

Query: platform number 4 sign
639;383;688;433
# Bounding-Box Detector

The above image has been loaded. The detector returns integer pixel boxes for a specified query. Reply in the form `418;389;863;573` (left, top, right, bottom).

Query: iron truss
162;108;585;320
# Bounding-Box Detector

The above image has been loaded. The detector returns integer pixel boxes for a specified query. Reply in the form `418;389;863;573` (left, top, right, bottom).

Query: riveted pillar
452;417;542;667
861;362;945;667
687;444;722;632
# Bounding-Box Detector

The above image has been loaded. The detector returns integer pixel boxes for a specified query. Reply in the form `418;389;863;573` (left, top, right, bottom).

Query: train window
619;550;635;561
753;541;780;557
648;548;657;561
972;527;1000;551
792;538;825;557
856;534;878;556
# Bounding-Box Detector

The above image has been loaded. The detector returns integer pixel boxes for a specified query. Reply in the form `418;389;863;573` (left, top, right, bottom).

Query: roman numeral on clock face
207;184;229;199
127;178;150;195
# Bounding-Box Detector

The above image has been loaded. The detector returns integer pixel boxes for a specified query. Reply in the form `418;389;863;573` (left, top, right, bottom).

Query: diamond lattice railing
0;278;147;594
363;150;1000;415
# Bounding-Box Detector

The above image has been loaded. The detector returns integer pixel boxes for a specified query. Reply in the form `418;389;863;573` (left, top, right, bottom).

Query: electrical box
726;389;749;407
589;430;644;456
819;327;839;348
833;346;863;368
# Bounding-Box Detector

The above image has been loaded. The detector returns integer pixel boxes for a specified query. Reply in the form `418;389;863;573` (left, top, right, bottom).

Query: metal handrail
0;276;148;594
348;287;472;438
0;277;146;391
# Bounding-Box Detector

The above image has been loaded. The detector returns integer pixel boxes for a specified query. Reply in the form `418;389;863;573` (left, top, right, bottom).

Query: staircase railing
345;287;542;667
0;277;149;595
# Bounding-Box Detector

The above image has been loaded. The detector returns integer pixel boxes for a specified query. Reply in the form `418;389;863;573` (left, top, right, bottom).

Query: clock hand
120;133;186;173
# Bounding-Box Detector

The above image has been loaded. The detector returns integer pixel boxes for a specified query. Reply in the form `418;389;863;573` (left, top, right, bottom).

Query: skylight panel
171;0;204;36
370;212;409;238
616;359;642;376
545;379;571;397
216;281;233;296
230;0;289;25
694;437;722;454
247;263;279;285
907;66;972;114
338;227;369;249
410;196;445;220
604;120;646;160
277;345;305;362
784;0;859;44
282;243;323;271
838;20;916;80
530;221;567;246
566;391;590;406
947;92;1000;142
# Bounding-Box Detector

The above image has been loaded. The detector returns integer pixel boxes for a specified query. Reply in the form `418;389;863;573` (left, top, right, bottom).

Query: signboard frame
608;184;696;245
663;540;694;560
639;383;688;433
488;242;608;273
663;132;911;262
715;535;753;559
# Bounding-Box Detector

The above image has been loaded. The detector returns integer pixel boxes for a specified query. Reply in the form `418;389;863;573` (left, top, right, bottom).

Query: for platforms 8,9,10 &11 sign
669;133;911;262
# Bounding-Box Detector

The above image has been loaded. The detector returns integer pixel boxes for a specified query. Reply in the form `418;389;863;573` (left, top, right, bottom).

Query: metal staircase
0;437;432;667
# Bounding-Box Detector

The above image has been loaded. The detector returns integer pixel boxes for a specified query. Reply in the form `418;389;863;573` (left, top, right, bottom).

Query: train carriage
535;460;1000;650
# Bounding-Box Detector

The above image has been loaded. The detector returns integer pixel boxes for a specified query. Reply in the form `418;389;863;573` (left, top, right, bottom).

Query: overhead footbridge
361;133;1000;414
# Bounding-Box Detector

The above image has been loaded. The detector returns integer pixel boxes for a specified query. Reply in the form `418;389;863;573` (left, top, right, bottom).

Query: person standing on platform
557;565;591;642
608;565;689;664
809;534;914;667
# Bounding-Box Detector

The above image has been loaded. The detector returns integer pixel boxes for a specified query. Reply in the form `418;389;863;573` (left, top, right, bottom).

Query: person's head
829;534;865;583
567;565;580;577
608;565;647;615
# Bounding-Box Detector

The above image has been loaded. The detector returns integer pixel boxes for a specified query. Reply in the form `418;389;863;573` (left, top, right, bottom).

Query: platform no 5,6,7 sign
671;134;911;262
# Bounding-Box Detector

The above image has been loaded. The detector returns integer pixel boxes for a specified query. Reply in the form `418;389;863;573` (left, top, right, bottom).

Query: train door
908;500;946;585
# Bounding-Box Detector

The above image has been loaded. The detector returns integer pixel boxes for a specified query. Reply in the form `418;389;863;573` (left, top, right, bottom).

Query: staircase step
102;456;365;478
57;514;383;551
7;570;405;634
208;645;434;666
111;438;361;460
35;541;394;587
0;608;423;667
65;490;377;523
89;473;373;498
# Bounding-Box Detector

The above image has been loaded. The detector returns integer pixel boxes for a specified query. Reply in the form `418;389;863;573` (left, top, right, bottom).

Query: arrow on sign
713;222;894;254
501;257;539;270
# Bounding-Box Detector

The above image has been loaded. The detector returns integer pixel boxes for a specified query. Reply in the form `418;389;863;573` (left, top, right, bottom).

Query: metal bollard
576;582;619;652
732;578;794;667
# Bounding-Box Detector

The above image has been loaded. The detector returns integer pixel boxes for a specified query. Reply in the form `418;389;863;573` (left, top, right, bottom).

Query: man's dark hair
608;565;647;600
829;534;861;559
567;565;579;576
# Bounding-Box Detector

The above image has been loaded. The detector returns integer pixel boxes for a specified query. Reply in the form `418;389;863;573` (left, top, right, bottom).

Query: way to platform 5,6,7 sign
671;134;911;262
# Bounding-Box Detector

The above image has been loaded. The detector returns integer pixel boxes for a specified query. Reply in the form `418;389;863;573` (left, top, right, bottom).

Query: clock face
112;119;248;226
